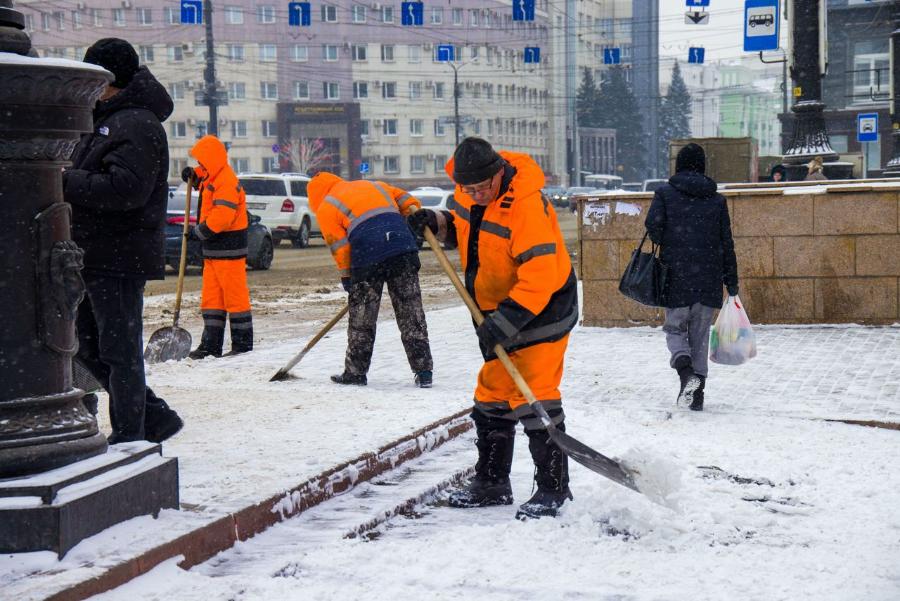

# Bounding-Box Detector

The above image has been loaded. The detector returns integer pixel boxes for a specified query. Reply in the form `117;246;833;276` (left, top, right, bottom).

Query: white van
583;174;624;191
238;173;320;248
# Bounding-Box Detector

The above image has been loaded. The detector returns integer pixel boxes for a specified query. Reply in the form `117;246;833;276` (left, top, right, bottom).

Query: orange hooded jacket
190;135;248;259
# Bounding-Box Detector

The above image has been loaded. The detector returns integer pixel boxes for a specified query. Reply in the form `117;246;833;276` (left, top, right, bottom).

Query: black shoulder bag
618;231;668;307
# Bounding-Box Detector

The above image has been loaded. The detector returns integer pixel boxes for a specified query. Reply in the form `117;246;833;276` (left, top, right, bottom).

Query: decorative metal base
0;441;179;557
783;101;839;164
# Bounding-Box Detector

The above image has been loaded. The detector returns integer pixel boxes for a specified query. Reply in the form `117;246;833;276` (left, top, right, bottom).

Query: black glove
407;209;437;237
727;284;739;297
475;314;510;351
181;166;201;189
341;277;351;293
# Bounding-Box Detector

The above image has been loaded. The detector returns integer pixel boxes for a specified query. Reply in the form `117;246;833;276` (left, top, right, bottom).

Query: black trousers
76;273;147;440
346;254;433;376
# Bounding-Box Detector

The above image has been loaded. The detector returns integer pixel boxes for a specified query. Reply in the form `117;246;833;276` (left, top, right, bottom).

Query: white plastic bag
709;295;757;365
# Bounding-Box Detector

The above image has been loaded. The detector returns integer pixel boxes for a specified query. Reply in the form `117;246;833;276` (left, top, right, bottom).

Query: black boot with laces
448;426;515;508
516;426;573;520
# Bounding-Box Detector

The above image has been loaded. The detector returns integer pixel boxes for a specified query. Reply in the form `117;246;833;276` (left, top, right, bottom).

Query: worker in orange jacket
408;138;578;520
309;172;433;387
181;135;252;358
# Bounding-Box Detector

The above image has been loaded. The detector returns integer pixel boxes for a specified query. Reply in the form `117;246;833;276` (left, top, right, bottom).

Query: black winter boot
189;326;224;359
331;372;367;385
224;320;253;356
673;355;701;407
414;370;432;388
516;426;573;520
448;427;515;508
690;375;706;411
144;388;184;444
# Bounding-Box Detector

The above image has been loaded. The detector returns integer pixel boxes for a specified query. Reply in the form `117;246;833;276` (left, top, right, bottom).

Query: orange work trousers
474;334;569;426
200;258;251;314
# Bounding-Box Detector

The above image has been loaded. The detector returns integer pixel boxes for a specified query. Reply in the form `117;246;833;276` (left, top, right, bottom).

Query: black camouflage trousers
346;254;433;376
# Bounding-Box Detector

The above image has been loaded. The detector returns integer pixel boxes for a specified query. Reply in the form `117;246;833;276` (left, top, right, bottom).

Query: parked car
409;187;454;211
583;174;624;191
165;189;274;271
642;179;668;192
564;186;597;212
237;173;320;248
542;186;567;207
621;182;643;192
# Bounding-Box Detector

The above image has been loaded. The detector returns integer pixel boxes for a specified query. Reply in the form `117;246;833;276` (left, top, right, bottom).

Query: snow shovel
416;211;641;494
269;303;350;381
144;185;194;363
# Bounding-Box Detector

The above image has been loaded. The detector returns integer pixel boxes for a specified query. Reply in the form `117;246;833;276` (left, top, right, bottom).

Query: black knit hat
452;137;504;185
84;38;139;89
675;143;706;174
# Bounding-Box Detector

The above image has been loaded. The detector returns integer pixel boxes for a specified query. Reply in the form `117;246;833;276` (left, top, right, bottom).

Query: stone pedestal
0;442;179;557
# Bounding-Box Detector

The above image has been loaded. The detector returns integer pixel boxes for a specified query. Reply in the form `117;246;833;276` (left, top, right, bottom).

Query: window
232;158;250;173
52;11;64;30
231;121;248;138
323;45;339;61
324;82;340;99
384;156;400;173
169;82;184;101
408;45;421;63
470;46;480;61
452;8;463;25
24;14;34;32
434;119;446;136
381;45;395;62
72;10;82;29
229;82;246;100
137;8;152;26
410;156;426;174
431;7;443;24
360;120;370;136
168;45;184;63
469;9;478;26
259;44;277;62
352;5;367;22
409;119;423;136
171;122;187;139
382;6;394;23
353;82;368;99
352;45;367;61
262;157;278;173
261;81;279;101
382;82;397;99
262;121;278;137
294;81;310;99
409;81;422;99
225;6;244;24
139;45;154;63
433;155;447;172
291;181;308;196
433;82;445;99
321;4;337;22
91;8;102;27
113;8;125;26
227;44;245;62
383;119;398;136
292;45;308;61
852;40;890;103
257;5;275;23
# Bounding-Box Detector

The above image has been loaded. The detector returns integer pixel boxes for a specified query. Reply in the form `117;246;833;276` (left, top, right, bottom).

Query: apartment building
20;0;556;186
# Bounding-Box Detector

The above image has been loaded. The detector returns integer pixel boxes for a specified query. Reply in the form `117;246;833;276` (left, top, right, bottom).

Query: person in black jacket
64;38;182;443
645;143;739;411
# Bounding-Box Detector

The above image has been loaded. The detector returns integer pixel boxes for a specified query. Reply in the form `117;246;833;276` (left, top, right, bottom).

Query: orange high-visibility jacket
308;172;420;277
190;135;248;259
444;151;578;352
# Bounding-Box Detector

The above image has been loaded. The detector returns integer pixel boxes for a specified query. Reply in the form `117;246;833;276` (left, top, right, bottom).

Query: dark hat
452;137;503;185
84;38;139;89
675;143;706;174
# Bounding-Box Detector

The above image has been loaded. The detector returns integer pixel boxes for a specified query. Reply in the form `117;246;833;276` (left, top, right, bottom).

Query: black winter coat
645;171;738;309
64;67;174;280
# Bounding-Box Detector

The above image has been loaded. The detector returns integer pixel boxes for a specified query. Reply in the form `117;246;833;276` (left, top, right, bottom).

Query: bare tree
279;138;334;174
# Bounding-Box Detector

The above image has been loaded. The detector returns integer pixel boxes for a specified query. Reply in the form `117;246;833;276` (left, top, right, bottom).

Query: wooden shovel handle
172;184;192;327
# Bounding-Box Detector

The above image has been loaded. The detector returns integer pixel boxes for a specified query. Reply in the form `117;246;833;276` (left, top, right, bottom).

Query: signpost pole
203;0;218;136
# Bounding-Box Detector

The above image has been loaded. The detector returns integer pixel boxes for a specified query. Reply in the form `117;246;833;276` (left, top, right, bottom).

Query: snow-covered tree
658;62;693;175
576;68;601;128
595;66;647;182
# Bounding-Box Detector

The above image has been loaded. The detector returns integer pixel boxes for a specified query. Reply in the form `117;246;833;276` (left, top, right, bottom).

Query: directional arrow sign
603;48;621;65
685;11;709;24
686;0;710;6
359;162;370;174
524;47;541;64
436;44;454;62
688;47;705;64
512;0;536;22
743;0;779;51
288;2;312;27
401;2;424;26
180;0;202;24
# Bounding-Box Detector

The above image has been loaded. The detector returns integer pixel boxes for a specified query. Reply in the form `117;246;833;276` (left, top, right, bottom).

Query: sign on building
288;2;312;27
180;0;202;25
743;0;780;52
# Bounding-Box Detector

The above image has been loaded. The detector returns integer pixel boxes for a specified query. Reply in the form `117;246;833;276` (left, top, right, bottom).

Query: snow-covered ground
3;301;899;600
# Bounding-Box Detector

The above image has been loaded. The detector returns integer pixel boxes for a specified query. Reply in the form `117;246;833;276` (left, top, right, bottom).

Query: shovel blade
547;426;641;493
144;327;192;364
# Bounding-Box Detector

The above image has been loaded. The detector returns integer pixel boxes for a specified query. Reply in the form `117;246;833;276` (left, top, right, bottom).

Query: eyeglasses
461;179;494;196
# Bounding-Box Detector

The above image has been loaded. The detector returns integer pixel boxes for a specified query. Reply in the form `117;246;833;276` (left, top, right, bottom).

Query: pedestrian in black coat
645;143;739;411
64;38;182;443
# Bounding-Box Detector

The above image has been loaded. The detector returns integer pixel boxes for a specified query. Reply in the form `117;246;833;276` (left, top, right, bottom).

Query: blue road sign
359;162;370;174
686;0;710;6
401;2;424;26
524;47;541;64
180;0;202;25
437;44;455;62
271;144;280;154
512;0;536;21
288;2;312;27
857;113;878;143
603;48;621;65
688;47;705;64
743;0;779;52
